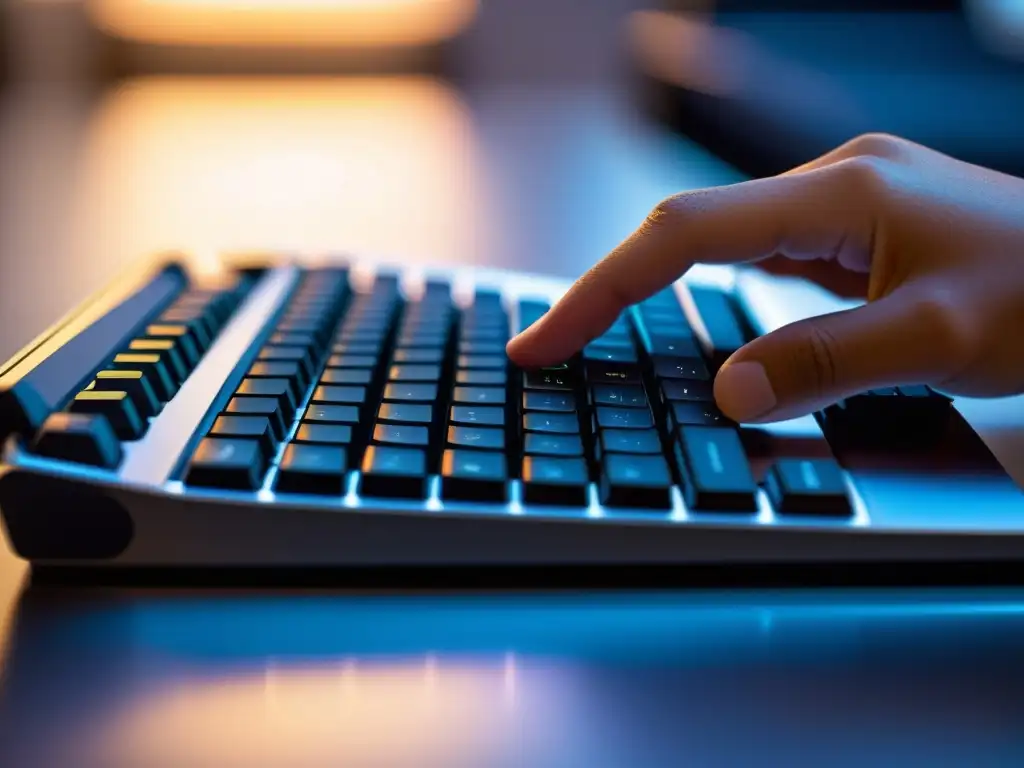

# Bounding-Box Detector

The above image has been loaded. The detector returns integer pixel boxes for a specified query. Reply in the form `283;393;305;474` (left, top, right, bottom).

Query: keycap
582;346;638;364
127;338;190;384
389;364;441;382
522;457;589;505
670;401;730;429
318;368;371;386
457;355;506;370
332;341;381;356
236;377;296;416
676;427;757;511
394;348;445;364
31;412;123;469
523;412;579;434
598;429;662;456
259;346;314;379
69;390;145;440
600;454;672;509
373;423;430;447
459;340;506;355
311;385;366;406
158;307;216;344
327;354;377;369
248;360;308;398
303;403;360;426
294;423;352;446
766;458;852;516
689;286;747;369
152;313;212;350
585;361;642;385
144;323;202;365
453;386;506;406
594;407;653;430
450;406;504;427
661;379;714;403
522;391;575;412
447;425;505;451
590;385;647;408
226;396;286;440
820;387;952;449
523;433;583;457
92;369;160;419
210;414;277;457
378;403;433;424
523;369;574;391
441;449;507;502
111;352;176;401
360;446;428;499
383;383;438;402
269;331;318;348
275;443;348;495
647;335;701;358
457;369;506;386
652;356;710;381
185;438;267;490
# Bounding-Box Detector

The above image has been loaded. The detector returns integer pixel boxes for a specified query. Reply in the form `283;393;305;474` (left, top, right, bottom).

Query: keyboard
1;251;1022;569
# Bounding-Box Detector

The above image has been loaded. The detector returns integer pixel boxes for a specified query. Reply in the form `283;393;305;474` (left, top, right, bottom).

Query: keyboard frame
2;251;1023;568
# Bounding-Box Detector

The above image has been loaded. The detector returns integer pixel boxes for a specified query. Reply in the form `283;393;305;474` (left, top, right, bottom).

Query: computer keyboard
1;252;1022;569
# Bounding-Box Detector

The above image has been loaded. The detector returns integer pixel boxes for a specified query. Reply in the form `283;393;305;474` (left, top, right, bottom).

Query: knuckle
834;155;893;201
643;194;692;231
909;289;980;373
846;132;907;161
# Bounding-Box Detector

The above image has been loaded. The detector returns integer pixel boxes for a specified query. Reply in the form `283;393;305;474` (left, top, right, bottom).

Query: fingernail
714;361;777;422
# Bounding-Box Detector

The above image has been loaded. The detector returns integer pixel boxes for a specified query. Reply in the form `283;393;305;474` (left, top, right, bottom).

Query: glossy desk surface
3;70;1024;765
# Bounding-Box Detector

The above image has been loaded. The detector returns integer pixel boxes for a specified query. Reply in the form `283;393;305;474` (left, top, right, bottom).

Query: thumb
713;289;967;422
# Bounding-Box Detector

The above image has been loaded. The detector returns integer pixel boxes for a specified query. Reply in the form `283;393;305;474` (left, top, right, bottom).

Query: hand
506;134;1024;423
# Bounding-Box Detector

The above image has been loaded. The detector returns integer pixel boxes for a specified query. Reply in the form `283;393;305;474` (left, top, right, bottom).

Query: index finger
505;166;874;367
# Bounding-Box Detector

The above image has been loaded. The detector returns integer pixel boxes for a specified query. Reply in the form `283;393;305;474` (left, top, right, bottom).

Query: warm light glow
70;76;487;268
86;0;478;48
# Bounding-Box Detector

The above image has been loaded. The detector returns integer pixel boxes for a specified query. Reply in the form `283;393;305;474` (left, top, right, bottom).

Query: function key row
31;272;254;469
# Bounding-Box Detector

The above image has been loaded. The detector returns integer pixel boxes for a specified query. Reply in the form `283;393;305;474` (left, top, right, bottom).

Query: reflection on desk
2;589;1024;767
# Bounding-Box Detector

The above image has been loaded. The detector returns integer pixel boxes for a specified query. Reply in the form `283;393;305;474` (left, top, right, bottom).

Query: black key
31;412;122;469
144;324;202;365
522;457;589;505
594;407;653;430
389;364;441;382
236;377;297;417
185;438;266;490
897;385;932;397
457;369;506;386
676;427;757;511
454;387;506;406
327;354;377;369
590;385;646;409
661;379;714;403
275;443;348;495
820;388;952;449
269;331;318;348
321;368;373;386
127;338;190;384
523;369;574;391
585;361;641;385
450;406;504;427
397;333;448;349
653;356;710;381
586;335;634;351
670;401;730;429
332;341;381;356
523;433;583;457
378;403;433;424
522;391;575;412
457;355;506;370
600;454;672;509
259;346;314;379
150;316;211;353
92;369;160;419
69;390;145;440
158;307;216;344
249;360;308;397
647;335;701;358
312;385;366;406
447;425;505;451
210;414;277;457
598;428;662;456
111;352;176;401
277;319;328;342
441;449;507;502
582;346;638;364
458;340;506;355
689;286;746;369
226;396;287;440
766;458;852;517
303;403;360;426
360;446;427;499
523;412;579;434
294;423;352;446
460;327;508;343
394;348;445;364
383;382;438;402
373;423;430;447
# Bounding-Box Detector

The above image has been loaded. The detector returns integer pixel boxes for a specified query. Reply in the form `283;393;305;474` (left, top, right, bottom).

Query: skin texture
506;134;1024;423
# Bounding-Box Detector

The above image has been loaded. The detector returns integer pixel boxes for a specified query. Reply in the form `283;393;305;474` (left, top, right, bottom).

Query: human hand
506;134;1024;423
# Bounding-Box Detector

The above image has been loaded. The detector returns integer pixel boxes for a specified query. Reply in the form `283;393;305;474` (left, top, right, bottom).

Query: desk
3;71;1024;766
